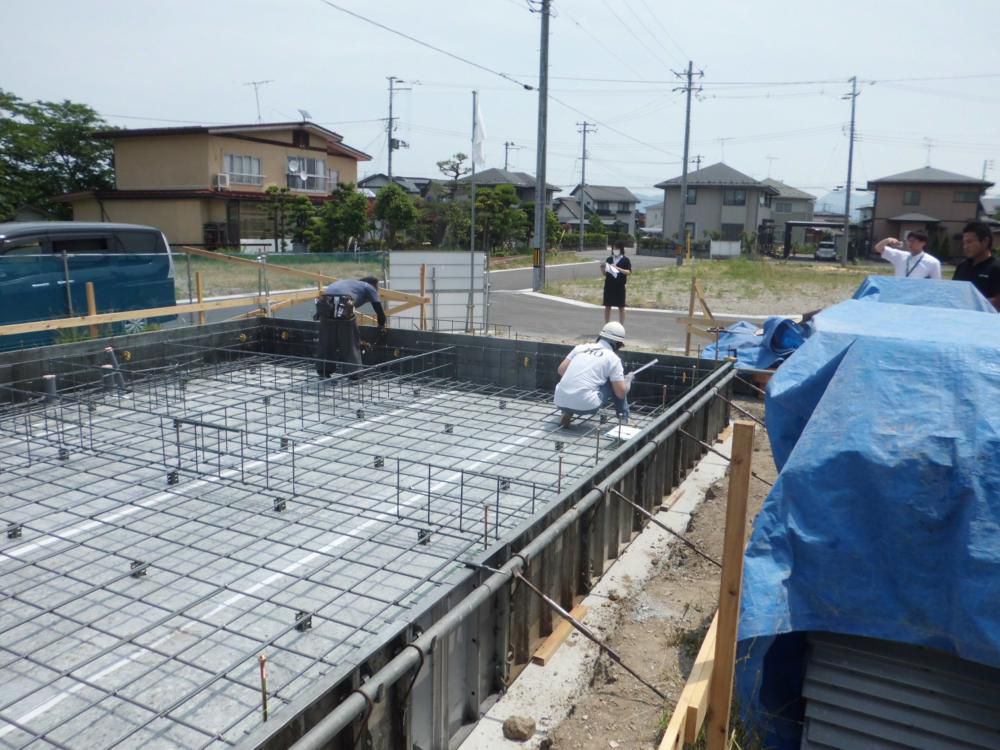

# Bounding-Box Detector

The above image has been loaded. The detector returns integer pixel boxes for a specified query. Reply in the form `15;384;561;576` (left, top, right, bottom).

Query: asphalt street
178;250;759;353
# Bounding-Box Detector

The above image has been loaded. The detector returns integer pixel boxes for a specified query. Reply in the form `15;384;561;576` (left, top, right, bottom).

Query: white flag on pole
472;97;487;167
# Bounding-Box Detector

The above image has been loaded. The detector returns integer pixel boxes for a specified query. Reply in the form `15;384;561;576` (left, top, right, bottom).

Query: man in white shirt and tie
873;230;942;279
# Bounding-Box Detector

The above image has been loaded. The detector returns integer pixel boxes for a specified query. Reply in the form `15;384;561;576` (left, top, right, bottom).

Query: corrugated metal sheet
801;633;1000;750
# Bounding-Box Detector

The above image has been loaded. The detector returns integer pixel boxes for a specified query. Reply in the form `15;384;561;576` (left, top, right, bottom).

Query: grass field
174;252;384;299
175;249;589;298
544;257;895;315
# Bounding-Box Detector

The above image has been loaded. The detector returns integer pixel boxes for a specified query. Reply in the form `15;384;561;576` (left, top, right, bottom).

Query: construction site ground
461;398;773;750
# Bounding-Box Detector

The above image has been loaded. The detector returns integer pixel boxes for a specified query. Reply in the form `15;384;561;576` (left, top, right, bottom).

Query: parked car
815;240;838;261
0;222;177;350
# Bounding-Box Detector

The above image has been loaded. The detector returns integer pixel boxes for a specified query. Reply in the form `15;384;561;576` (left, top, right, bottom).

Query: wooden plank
531;605;588;666
706;421;754;750
658;612;719;750
715;423;734;445
685;275;697;356
0;289;322;337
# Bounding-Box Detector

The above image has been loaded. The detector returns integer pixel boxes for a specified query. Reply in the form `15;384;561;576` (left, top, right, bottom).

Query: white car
815;240;838;261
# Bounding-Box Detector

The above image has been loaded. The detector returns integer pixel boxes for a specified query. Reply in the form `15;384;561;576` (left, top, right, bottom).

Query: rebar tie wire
734;373;767;397
349;689;375;750
607;487;722;569
677;428;774;488
465;561;667;701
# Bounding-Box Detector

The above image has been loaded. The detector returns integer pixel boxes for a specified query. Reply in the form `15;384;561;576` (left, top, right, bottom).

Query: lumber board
531;605;589;666
658;612;719;750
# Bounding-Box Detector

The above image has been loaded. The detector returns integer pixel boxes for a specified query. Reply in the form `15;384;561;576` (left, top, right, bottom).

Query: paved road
177;251;755;353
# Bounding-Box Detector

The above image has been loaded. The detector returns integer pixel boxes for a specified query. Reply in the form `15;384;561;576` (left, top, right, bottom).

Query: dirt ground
543;399;774;750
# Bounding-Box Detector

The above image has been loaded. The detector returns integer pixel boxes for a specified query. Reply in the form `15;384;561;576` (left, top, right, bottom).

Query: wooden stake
86;282;99;339
706;420;754;750
195;271;206;325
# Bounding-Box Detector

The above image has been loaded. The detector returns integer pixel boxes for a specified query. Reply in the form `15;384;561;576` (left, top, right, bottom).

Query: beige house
867;166;992;258
58;122;371;247
655;162;778;241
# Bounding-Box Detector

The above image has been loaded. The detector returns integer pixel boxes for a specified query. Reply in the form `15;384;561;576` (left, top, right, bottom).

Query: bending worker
554;322;630;427
315;276;386;377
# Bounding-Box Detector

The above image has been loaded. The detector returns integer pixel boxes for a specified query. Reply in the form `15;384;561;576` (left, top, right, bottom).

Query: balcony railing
287;174;333;192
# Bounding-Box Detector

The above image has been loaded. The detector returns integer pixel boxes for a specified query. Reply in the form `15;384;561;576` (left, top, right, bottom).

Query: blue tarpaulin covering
701;317;807;370
736;297;1000;747
852;275;996;312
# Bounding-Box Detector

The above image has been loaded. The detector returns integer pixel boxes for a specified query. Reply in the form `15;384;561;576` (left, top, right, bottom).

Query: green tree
374;182;417;247
545;207;564;249
287;195;316;248
587;212;605;235
312;182;370;250
436;152;471;199
475;185;529;253
0;89;114;220
263;186;295;252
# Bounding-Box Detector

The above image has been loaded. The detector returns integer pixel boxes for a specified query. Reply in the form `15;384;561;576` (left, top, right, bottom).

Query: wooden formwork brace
676;276;719;356
658;420;754;750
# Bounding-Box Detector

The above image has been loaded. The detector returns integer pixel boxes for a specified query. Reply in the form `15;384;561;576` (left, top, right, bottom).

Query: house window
287;157;333;192
723;189;746;206
721;223;744;241
292;130;310;148
617;202;631;212
686;187;697;205
761;193;772;207
596;201;610;213
954;190;979;203
224;154;263;185
775;200;793;213
903;190;921;206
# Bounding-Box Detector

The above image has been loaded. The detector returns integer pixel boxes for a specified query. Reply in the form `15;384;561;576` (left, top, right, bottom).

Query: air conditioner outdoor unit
215;173;230;189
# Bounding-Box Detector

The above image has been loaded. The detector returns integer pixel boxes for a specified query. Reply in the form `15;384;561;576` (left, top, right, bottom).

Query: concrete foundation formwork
0;320;733;750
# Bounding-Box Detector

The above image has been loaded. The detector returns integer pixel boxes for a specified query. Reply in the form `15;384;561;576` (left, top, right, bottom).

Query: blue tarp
701;317;807;370
736;298;1000;748
852;274;996;311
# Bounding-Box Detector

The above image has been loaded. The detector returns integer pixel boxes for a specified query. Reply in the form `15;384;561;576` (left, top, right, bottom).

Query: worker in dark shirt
314;276;386;376
953;222;1000;310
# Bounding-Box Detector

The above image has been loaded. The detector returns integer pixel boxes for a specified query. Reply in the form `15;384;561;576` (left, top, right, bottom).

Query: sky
5;0;1000;204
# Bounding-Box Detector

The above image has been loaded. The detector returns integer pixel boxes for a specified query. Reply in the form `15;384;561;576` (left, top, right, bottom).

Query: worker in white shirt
873;230;942;279
554;322;630;427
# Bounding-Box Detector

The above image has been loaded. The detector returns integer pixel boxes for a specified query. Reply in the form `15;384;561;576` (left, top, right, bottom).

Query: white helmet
599;321;626;344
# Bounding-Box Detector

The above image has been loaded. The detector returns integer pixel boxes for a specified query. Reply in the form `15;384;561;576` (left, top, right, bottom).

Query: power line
600;0;675;71
317;0;535;91
558;5;646;78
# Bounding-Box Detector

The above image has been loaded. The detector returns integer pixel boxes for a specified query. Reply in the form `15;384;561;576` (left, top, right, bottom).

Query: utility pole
841;76;858;267
531;0;550;291
693;154;704;171
503;141;523;171
243;80;273;123
578;122;597;254
765;156;778;178
983;160;995;180
674;61;702;257
387;76;411;179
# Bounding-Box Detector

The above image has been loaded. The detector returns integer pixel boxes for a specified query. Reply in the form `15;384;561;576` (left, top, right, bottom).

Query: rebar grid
0;347;666;749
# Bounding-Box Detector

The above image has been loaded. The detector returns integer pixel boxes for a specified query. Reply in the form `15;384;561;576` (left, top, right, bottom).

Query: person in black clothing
953;222;1000;310
601;241;632;324
314;276;387;377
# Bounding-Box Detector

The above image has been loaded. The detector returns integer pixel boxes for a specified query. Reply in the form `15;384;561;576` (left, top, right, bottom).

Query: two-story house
455;168;559;205
58;121;372;246
357;174;435;198
654;162;778;241
867;166;993;257
760;178;815;235
557;185;639;237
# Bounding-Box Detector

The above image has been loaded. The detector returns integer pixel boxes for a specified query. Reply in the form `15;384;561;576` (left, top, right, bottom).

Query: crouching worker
314;276;386;377
554;322;630;427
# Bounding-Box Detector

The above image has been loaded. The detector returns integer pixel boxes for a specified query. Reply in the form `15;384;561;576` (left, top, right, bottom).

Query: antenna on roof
297;109;312;122
243;80;274;123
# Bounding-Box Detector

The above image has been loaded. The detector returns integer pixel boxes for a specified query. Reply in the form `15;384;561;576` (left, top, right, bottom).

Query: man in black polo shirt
953;221;1000;310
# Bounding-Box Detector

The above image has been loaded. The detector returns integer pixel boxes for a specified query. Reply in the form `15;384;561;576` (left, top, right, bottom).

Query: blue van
0;222;177;350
